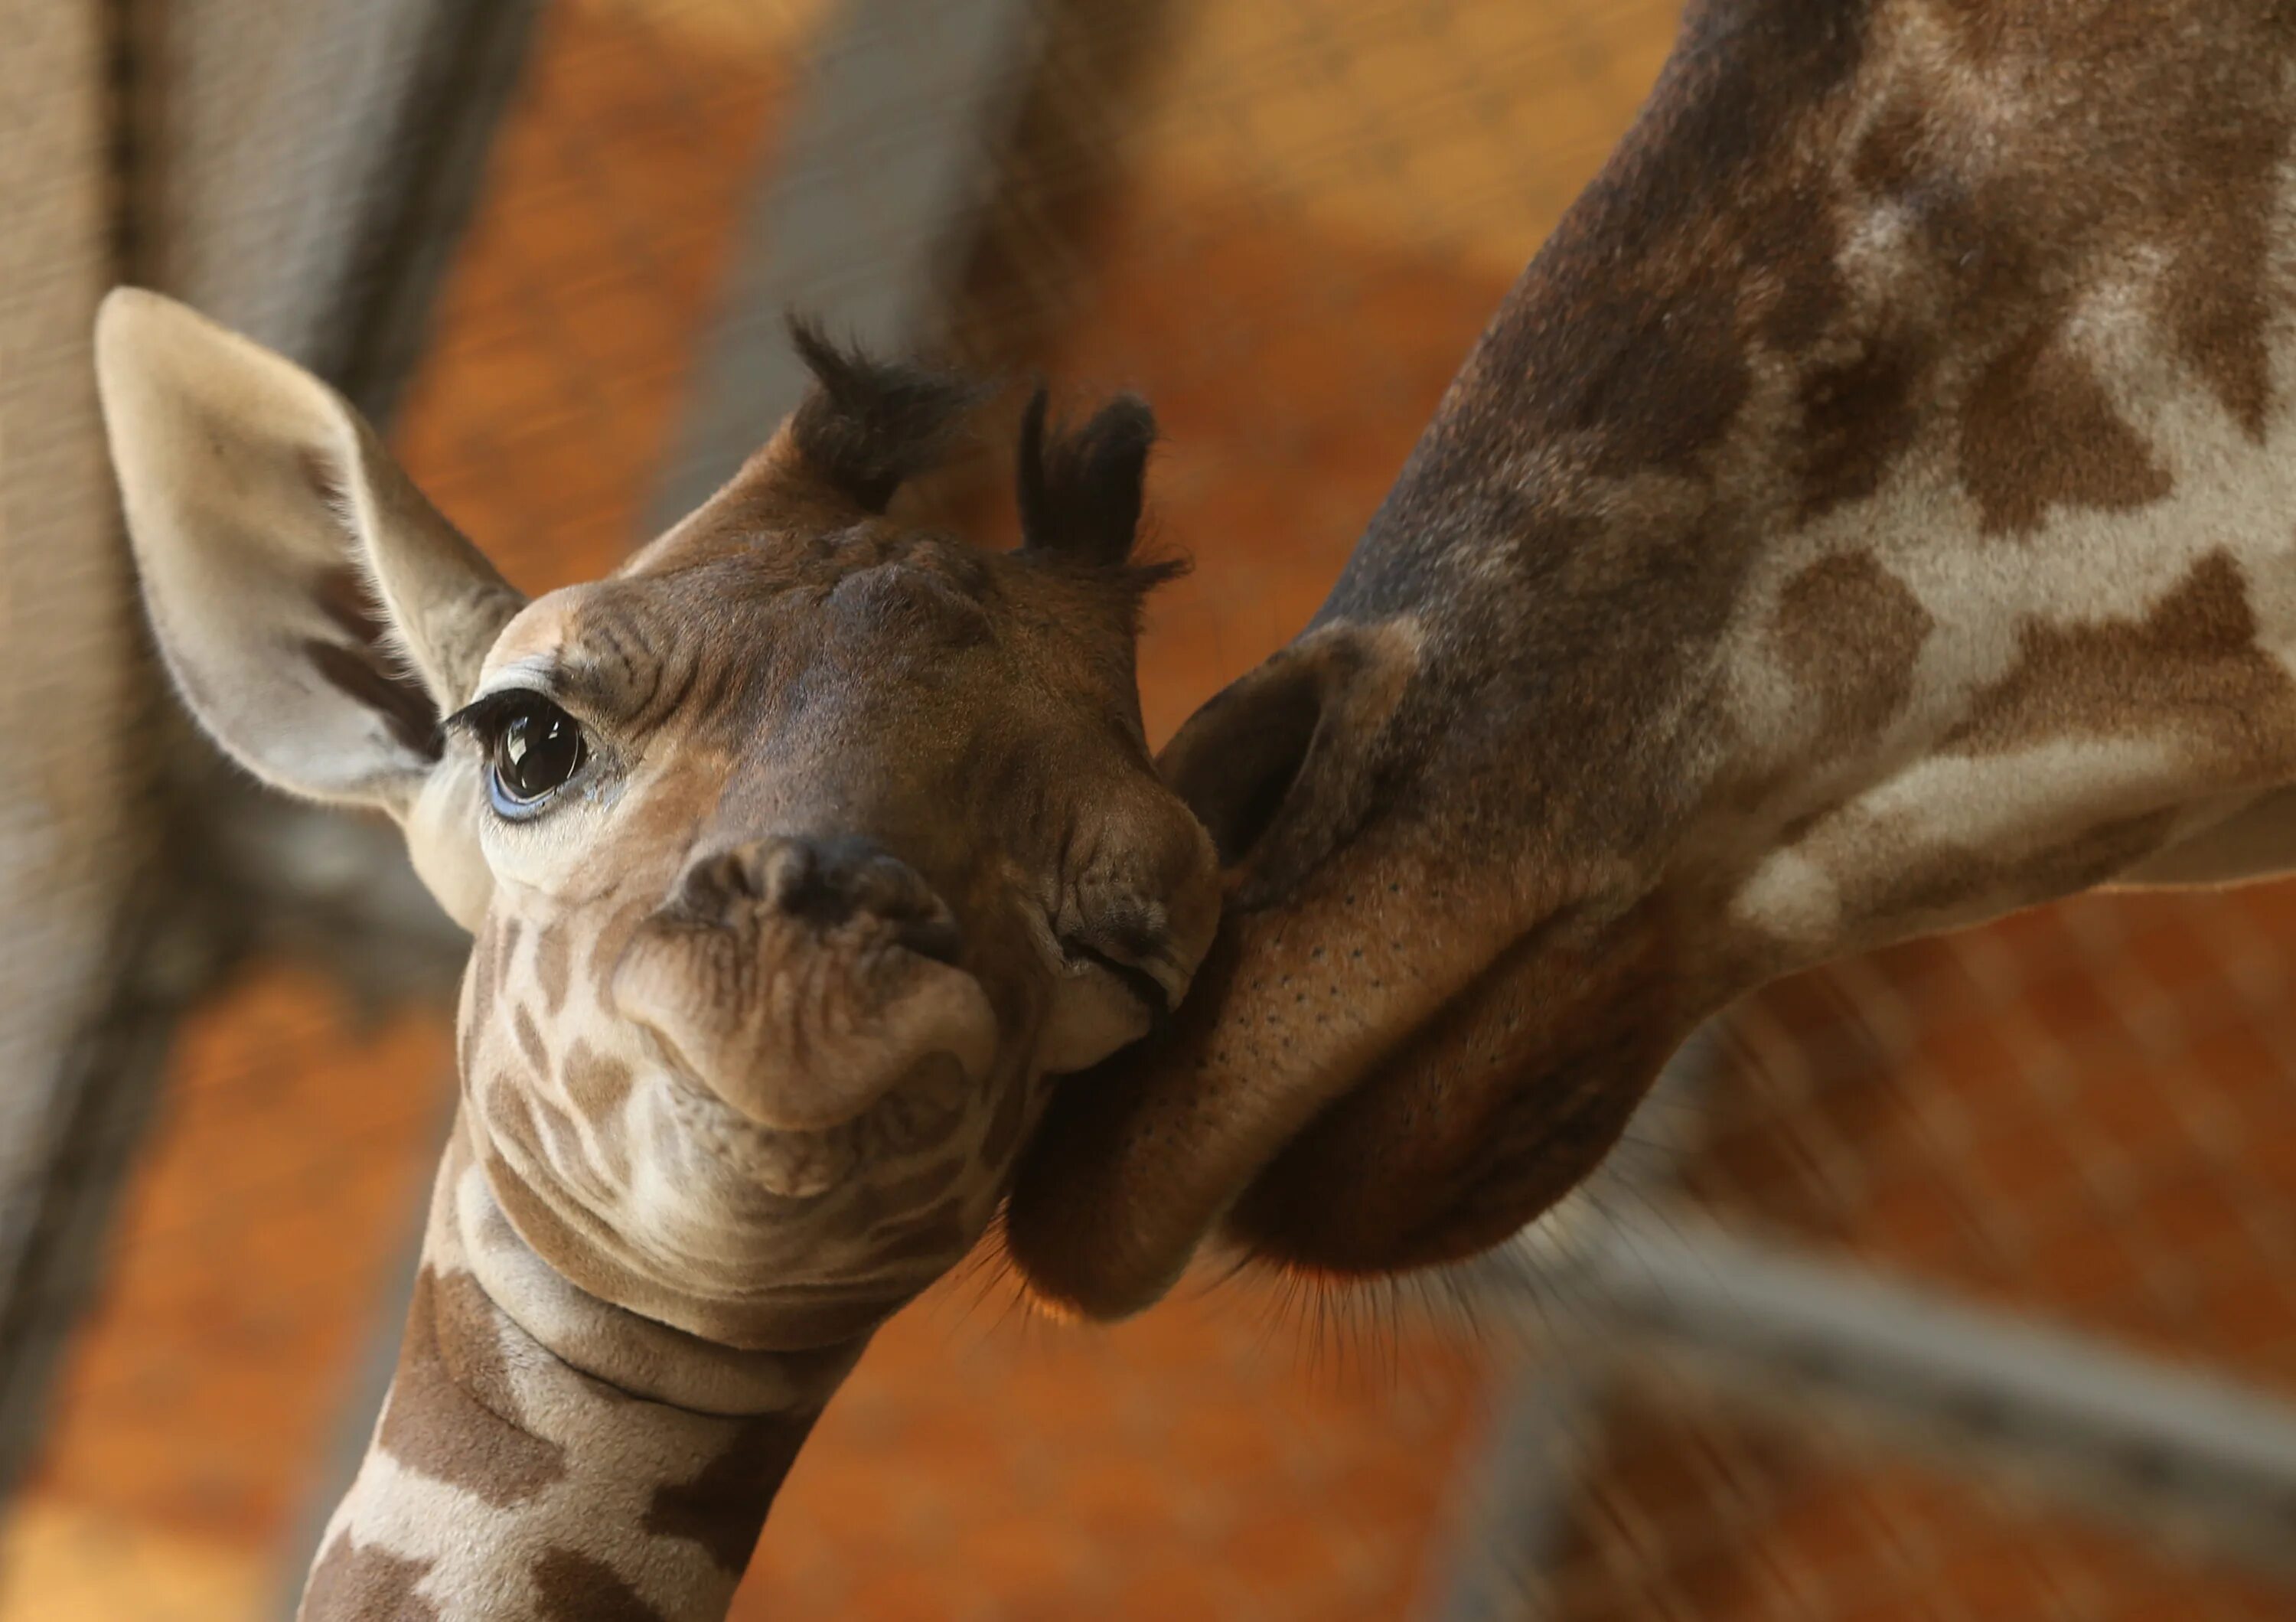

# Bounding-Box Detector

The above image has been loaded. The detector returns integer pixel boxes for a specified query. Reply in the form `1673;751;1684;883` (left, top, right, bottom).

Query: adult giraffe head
1006;0;2296;1317
97;288;1220;1352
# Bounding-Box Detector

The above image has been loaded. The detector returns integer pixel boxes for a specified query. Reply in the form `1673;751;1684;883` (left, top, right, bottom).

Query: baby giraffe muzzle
616;833;999;1134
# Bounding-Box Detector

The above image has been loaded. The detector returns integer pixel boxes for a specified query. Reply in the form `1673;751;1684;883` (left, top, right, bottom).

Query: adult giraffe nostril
1156;620;1421;906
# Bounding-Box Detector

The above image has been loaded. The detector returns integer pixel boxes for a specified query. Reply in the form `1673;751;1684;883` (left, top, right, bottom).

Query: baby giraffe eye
489;696;585;810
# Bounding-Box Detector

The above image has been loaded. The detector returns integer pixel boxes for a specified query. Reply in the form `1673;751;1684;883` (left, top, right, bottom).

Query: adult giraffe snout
1009;0;2296;1322
1006;612;1717;1318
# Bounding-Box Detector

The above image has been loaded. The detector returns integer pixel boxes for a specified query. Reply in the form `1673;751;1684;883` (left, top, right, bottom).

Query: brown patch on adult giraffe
302;1533;439;1622
1923;0;2292;439
1794;342;1920;521
1810;0;2296;531
379;1268;568;1507
2167;211;2276;440
1852;810;2179;932
1774;550;1932;746
642;1411;820;1575
2152;66;2288;439
1373;0;1870;517
1958;325;2174;536
1947;550;2296;763
530;1548;667;1622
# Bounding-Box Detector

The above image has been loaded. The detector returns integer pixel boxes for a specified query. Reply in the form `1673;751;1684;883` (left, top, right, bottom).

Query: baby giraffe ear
95;289;523;927
1016;386;1158;566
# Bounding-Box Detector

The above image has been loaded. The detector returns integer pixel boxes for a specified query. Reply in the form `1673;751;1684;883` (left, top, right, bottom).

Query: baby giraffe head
96;290;1219;1353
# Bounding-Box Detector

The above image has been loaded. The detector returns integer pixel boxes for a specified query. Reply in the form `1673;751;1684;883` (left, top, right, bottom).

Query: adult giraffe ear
93;288;523;929
1158;618;1424;906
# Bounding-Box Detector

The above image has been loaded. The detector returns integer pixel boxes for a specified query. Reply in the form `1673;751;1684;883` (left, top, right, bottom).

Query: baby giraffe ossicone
94;289;1221;1620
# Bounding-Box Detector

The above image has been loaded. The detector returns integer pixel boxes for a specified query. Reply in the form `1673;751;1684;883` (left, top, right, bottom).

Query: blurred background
5;0;2296;1617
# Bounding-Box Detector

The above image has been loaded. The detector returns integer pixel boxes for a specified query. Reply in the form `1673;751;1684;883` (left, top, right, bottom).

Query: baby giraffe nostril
633;832;997;1134
760;838;849;925
690;835;965;961
683;841;788;909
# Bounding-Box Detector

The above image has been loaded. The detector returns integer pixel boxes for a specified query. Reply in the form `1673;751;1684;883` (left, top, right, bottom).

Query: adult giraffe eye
490;698;585;809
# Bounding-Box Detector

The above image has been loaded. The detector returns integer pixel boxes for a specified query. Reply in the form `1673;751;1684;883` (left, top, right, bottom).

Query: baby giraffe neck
299;1121;856;1622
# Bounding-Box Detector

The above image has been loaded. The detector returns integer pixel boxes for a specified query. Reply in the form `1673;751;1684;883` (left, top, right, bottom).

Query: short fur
1005;0;2296;1320
93;289;1222;1619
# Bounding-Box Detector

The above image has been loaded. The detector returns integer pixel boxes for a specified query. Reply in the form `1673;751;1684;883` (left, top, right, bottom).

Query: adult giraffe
1006;0;2296;1317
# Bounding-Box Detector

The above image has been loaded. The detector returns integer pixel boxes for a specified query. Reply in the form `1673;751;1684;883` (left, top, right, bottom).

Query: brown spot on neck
1347;1;1870;609
1946;550;2296;762
641;1411;819;1576
302;1534;439;1621
378;1268;567;1507
530;1548;667;1622
1958;325;2173;536
1774;550;1932;746
1794;342;1921;521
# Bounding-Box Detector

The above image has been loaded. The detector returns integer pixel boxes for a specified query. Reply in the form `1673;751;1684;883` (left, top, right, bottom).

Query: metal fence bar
0;0;174;1510
1433;995;2296;1596
1571;1206;2296;1578
1422;1371;1606;1622
1419;1031;1724;1616
645;0;1044;530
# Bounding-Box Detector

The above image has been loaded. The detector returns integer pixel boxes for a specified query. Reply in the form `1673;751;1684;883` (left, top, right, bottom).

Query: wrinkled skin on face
461;514;1220;1348
96;292;1219;1351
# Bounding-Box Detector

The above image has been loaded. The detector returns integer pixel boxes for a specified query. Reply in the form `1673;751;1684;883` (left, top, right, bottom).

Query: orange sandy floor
9;1;2296;1618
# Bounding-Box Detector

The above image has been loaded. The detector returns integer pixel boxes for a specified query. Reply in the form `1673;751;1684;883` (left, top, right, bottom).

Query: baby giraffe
94;289;1220;1620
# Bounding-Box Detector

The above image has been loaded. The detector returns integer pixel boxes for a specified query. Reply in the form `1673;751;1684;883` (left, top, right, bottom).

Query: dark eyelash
439;687;550;749
1062;935;1173;1030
